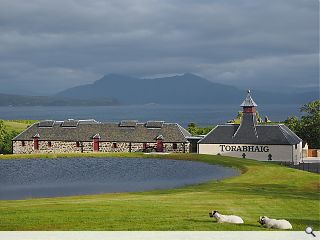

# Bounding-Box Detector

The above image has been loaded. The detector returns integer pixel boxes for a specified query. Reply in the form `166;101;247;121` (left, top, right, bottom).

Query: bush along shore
0;153;318;231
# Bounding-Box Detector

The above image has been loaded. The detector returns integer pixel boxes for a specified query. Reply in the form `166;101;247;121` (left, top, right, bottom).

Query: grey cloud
198;53;318;91
0;0;318;95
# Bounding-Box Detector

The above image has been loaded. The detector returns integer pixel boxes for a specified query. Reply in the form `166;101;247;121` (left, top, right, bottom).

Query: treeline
0;120;19;154
187;123;213;135
284;100;320;149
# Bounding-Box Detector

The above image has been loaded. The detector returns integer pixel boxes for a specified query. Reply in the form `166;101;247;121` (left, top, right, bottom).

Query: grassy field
0;153;319;231
2;120;37;133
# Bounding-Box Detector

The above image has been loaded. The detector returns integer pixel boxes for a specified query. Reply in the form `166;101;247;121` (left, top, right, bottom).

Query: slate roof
240;90;258;107
232;113;258;140
13;120;191;143
198;124;301;145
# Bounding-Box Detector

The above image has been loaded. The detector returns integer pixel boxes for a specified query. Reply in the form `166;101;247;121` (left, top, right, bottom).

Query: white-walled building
198;91;302;164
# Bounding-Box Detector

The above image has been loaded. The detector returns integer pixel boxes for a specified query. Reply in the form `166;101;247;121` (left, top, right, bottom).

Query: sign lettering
220;145;270;153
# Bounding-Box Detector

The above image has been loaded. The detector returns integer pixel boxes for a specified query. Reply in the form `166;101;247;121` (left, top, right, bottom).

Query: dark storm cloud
0;0;318;95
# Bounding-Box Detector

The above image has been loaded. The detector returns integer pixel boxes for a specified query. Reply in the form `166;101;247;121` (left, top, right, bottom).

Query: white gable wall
198;142;302;164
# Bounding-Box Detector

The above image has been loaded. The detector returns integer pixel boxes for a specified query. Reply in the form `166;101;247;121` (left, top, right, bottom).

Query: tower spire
233;90;258;139
240;90;257;108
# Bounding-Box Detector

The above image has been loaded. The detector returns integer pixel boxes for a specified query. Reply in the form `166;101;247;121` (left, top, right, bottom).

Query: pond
0;158;239;200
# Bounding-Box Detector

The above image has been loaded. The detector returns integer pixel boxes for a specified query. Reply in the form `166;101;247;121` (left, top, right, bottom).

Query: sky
0;0;318;95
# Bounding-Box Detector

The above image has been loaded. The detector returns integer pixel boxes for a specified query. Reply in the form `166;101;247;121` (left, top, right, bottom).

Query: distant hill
0;93;118;106
1;73;317;106
56;73;318;105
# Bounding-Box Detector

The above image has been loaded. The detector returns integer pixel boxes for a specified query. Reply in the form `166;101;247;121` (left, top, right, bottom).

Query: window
173;143;177;150
76;141;80;147
295;144;297;150
112;143;118;148
143;143;147;149
48;141;52;147
21;141;25;147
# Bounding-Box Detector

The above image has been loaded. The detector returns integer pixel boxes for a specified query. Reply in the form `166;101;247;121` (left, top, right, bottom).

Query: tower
233;90;258;140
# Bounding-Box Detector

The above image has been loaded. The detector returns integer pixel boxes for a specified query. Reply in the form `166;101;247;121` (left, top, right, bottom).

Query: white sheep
258;216;292;230
209;210;244;224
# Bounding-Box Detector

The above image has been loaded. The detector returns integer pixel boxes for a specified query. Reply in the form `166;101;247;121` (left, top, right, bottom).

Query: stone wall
13;140;190;154
164;142;189;153
13;141;33;154
99;142;131;153
38;141;82;154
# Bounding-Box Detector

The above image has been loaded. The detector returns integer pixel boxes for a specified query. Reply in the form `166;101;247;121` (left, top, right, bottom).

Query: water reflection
0;158;238;200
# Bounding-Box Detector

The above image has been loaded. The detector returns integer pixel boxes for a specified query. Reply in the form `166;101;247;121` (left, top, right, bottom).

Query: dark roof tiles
13;121;190;143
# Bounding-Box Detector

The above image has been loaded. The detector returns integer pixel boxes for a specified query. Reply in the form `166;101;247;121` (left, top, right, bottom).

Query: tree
0;120;7;141
299;100;320;149
0;120;19;154
187;123;213;136
284;116;301;132
0;120;8;153
284;100;320;149
300;100;320;115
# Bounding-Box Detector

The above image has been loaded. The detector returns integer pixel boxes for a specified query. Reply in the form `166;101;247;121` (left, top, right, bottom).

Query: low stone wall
12;140;190;154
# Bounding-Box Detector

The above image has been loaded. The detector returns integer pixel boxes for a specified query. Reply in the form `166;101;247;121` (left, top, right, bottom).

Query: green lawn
0;153;319;231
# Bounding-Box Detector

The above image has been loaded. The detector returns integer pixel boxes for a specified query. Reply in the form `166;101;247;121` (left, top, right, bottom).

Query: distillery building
198;91;302;164
12;120;191;154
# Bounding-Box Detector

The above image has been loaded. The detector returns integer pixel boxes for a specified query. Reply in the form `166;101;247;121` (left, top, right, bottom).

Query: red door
33;138;39;150
156;140;163;152
93;139;99;152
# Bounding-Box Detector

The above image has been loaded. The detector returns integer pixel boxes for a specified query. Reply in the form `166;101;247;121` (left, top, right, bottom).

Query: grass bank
0;153;319;231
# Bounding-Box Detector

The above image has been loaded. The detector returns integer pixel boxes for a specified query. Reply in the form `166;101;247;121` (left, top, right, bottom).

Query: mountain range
56;73;318;104
0;73;318;106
